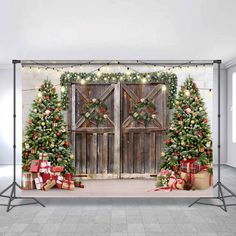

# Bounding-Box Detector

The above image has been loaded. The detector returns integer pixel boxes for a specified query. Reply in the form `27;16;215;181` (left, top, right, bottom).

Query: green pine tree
160;77;213;170
22;80;75;173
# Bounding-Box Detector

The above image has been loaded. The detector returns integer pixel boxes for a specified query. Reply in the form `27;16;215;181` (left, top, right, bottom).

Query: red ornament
207;150;212;155
176;114;181;119
23;164;28;171
56;132;61;137
166;139;172;145
99;107;106;113
45;109;51;116
24;152;29;157
45;95;50;100
28;119;33;125
64;141;70;148
55;116;60;121
42;146;45;150
33;132;38;140
198;131;203;137
172;166;179;172
147;107;154;113
185;107;191;114
203;119;208;123
176;130;179;135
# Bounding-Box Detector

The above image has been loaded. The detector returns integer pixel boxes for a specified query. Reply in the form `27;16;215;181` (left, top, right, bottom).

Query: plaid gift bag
180;158;201;174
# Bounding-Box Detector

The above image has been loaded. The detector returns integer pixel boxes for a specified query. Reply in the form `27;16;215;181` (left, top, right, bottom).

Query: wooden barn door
68;82;168;178
68;83;120;178
121;83;168;177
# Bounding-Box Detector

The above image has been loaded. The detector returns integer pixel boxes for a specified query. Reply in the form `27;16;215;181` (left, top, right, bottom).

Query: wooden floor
21;179;213;198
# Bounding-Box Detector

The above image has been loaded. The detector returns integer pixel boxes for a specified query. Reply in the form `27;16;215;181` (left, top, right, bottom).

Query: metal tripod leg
0;183;13;196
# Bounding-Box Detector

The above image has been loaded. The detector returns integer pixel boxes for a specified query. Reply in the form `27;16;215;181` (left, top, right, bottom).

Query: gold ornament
181;141;186;146
70;154;74;160
31;148;36;154
161;152;165;157
199;147;205;152
191;120;195;124
179;121;183;125
41;122;45;126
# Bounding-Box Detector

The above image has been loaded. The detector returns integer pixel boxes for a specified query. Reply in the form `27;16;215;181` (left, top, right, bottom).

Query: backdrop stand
0;59;235;212
0;60;45;212
189;60;236;212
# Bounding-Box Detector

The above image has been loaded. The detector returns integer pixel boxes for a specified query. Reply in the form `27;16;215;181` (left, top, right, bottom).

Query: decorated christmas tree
22;80;75;173
160;77;212;171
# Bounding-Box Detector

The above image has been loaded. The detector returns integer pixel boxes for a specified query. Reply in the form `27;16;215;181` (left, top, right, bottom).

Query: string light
142;77;147;83
185;90;190;97
61;86;66;93
80;79;86;85
37;91;42;98
208;89;213;97
162;84;167;91
97;69;101;77
126;67;131;75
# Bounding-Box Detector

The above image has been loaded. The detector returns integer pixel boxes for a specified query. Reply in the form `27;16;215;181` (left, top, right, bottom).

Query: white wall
226;64;236;167
0;66;22;164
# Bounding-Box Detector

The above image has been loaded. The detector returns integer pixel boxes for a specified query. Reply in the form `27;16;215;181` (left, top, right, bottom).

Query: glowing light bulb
162;84;167;91
37;91;42;98
61;86;66;93
97;71;101;77
80;79;86;85
142;77;147;83
185;90;190;97
208;89;213;97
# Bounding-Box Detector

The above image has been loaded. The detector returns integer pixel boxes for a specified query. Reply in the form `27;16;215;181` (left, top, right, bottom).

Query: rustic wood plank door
68;82;167;179
68;83;120;178
121;83;168;177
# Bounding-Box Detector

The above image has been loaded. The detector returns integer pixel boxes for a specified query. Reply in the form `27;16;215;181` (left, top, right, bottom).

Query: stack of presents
22;153;84;191
157;158;213;191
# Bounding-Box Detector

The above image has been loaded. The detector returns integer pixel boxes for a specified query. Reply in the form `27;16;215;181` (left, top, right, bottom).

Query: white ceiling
0;0;236;64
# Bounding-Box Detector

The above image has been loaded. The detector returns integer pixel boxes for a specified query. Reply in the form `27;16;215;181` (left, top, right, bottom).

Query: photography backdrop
20;62;214;197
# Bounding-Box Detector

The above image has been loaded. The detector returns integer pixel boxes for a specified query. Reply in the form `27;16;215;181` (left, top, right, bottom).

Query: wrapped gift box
64;173;72;181
30;160;41;173
168;174;186;190
56;176;64;189
34;176;43;190
22;172;34;190
180;158;201;174
39;153;49;161
193;170;213;190
62;180;75;190
42;172;52;183
51;166;64;173
42;179;56;191
39;161;51;173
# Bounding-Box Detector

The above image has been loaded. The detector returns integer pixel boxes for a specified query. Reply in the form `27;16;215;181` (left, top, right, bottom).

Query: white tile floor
0;165;236;236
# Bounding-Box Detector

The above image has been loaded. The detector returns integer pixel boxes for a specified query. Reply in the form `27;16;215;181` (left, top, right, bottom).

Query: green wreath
131;98;156;126
82;98;108;126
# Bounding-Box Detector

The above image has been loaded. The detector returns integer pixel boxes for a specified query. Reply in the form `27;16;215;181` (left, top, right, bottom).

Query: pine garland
60;71;178;110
